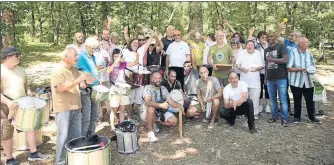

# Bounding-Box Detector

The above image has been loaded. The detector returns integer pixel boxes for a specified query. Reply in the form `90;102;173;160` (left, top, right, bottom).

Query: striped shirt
287;49;315;88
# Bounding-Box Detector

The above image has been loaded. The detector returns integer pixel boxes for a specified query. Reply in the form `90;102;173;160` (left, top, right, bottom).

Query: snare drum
91;85;110;101
132;69;151;86
13;96;46;131
65;136;111;165
13;128;43;151
113;82;131;96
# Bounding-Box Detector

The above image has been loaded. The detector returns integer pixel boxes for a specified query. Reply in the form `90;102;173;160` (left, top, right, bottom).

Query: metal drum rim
65;136;111;153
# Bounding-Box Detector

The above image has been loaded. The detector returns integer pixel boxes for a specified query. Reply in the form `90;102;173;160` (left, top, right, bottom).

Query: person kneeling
140;72;183;142
219;71;257;133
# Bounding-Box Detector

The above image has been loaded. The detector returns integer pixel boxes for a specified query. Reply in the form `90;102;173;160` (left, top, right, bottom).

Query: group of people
0;19;322;165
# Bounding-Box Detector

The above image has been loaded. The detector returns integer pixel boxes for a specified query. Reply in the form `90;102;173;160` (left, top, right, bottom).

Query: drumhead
65;136;110;153
15;96;46;109
170;89;184;106
115;82;131;87
92;85;109;92
306;65;316;74
133;69;151;74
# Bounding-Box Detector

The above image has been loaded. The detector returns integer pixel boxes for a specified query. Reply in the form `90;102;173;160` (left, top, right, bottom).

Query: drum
113;82;131;96
13;128;43;151
132;69;151;87
37;93;53;124
170;89;185;106
14;96;46;131
91;85;109;101
147;65;161;72
65;136;111;165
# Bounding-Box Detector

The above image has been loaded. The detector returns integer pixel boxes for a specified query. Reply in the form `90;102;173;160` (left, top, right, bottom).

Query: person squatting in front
219;71;257;133
140;71;184;142
196;66;222;130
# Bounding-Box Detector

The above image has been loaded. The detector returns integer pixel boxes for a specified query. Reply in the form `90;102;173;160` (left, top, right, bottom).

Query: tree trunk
65;4;71;43
188;2;203;33
94;2;98;36
56;3;61;44
157;2;161;32
150;2;154;29
50;2;57;45
31;5;36;38
12;11;16;42
78;3;87;38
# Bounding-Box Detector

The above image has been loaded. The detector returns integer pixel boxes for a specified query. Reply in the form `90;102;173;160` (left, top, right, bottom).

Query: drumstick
72;142;105;151
178;107;183;138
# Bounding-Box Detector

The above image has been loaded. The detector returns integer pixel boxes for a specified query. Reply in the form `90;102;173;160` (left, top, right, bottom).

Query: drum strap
159;88;166;102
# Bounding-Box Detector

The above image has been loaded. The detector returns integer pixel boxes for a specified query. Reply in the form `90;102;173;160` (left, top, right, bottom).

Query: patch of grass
19;42;66;68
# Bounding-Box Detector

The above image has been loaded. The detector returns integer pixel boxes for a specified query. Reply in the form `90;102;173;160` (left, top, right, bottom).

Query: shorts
140;104;177;122
109;94;130;108
1;119;14;141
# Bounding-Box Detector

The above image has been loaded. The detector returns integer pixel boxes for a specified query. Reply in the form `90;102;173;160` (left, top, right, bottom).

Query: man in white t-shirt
165;30;191;90
219;71;257;133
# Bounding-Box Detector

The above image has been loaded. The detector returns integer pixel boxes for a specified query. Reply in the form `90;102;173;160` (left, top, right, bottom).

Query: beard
153;81;161;87
201;73;209;81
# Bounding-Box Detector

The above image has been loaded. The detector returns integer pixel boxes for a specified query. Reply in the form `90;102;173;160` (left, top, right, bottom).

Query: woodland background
1;2;334;50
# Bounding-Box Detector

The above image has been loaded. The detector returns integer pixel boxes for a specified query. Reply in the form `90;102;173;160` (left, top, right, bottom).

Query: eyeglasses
174;34;181;36
138;39;145;41
150;44;156;46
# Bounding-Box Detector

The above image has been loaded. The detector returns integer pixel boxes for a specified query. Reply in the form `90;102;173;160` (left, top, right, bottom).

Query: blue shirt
284;38;298;56
76;51;99;87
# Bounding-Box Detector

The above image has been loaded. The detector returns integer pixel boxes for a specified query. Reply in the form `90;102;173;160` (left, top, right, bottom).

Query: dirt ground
1;63;334;165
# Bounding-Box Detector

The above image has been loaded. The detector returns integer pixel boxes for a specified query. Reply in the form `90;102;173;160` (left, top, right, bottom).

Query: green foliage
1;2;333;48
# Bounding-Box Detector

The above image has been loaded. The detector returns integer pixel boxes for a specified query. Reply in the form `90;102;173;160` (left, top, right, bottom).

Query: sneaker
6;158;19;165
28;152;49;161
310;118;322;124
293;118;301;124
258;106;263;113
282;120;289;127
268;117;277;123
265;106;271;113
153;123;160;133
147;131;158;143
254;115;259;120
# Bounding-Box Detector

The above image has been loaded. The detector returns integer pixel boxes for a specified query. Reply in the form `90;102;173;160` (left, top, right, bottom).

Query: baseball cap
1;46;21;58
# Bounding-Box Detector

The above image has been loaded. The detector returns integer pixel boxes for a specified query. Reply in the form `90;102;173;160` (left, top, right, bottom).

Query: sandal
208;124;214;130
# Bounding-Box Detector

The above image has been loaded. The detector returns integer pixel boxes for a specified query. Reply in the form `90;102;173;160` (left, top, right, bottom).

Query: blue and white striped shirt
287;49;315;88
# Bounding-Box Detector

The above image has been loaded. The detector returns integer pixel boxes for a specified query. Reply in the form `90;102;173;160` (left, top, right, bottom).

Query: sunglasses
150;44;156;46
9;54;21;58
138;39;145;41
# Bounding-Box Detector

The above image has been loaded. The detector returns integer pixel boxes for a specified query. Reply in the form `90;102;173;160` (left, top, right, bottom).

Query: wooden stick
178;107;183;138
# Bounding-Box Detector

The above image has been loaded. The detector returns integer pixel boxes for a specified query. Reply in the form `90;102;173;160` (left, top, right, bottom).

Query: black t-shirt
160;78;182;93
264;43;288;80
147;48;160;66
161;37;174;67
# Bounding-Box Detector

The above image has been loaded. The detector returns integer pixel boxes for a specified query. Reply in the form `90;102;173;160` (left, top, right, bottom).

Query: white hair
298;37;308;45
84;37;99;47
61;46;76;59
291;30;302;37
